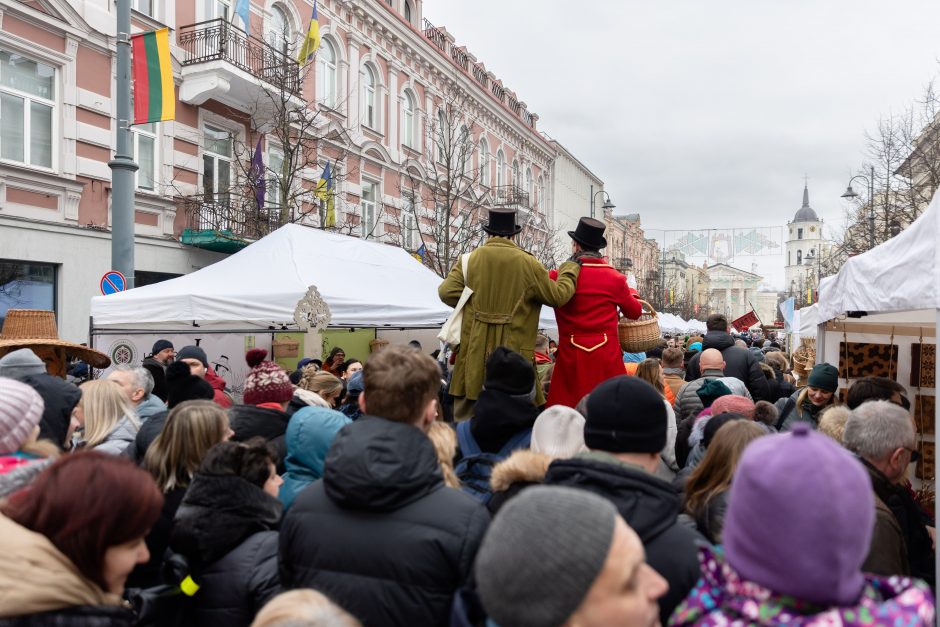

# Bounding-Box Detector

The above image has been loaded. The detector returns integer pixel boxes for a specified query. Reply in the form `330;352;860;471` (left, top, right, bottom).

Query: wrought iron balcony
615;257;633;270
492;185;530;210
177;19;301;110
180;192;295;252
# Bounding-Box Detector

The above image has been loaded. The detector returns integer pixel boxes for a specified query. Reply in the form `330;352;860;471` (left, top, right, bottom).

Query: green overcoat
438;238;580;405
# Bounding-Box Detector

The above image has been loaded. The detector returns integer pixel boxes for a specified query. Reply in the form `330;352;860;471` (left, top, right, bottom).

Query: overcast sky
425;1;940;288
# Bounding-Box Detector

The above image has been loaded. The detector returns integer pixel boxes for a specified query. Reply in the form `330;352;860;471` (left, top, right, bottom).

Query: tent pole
935;308;939;598
815;322;826;365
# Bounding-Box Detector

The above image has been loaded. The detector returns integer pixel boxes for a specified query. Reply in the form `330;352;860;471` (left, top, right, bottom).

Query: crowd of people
0;210;935;626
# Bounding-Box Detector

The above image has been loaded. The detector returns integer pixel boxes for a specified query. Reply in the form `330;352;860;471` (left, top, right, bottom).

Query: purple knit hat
723;423;874;607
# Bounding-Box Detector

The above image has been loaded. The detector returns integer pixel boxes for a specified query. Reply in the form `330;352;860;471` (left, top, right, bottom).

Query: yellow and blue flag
316;161;335;227
297;0;321;64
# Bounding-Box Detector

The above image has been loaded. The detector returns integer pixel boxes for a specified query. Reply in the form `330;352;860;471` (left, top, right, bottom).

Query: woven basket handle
638;299;657;316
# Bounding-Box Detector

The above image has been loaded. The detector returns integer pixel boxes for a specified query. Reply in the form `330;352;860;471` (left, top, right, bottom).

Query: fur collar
491;450;553;492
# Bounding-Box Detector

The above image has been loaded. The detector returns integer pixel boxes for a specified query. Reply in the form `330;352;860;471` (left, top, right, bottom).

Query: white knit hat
0;377;45;454
531;406;588;458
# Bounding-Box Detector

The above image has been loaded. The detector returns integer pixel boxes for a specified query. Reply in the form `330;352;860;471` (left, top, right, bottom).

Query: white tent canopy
91;224;453;331
818;191;940;321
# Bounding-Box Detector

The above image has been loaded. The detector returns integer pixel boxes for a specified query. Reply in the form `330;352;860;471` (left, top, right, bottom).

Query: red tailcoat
546;258;642;408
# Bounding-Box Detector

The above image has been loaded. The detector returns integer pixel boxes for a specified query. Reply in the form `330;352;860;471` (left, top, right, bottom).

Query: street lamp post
589;184;615;219
840;165;876;249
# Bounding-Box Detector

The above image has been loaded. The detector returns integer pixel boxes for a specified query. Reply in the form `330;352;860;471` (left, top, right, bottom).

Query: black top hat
483;208;522;236
568;217;607;250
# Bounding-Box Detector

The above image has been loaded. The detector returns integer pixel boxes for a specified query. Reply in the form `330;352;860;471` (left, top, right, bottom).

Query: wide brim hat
0;309;111;369
483;208;522;236
568;217;607;249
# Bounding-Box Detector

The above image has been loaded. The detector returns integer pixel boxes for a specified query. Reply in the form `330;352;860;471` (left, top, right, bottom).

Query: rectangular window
133;0;154;16
404;212;417;250
361;181;377;239
0;51;55;168
133;122;157;191
202;124;232;201
0;260;56;326
267;145;284;210
797;228;803;240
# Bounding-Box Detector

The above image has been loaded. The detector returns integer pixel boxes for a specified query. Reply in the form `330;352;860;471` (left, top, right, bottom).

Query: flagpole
108;0;138;289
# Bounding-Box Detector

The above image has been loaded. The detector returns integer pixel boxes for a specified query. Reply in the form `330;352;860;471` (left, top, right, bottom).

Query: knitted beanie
176;345;208;369
585;376;667;453
695;379;732;408
0;377;45;454
531;406;587;458
711;394;755;419
808;363;839;392
151;339;174;355
243;349;294;406
0;348;47;379
483;347;535;396
723;423;874;606
475;486;617;627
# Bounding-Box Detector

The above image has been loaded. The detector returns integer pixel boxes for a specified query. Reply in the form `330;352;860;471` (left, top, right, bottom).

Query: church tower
785;183;826;298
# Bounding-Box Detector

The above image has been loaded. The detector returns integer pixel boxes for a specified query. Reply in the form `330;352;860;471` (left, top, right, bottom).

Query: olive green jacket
439;238;580;404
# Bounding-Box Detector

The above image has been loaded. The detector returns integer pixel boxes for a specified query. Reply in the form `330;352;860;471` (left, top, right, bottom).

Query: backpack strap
497;428;532;457
456;421;482;457
775;397;796;430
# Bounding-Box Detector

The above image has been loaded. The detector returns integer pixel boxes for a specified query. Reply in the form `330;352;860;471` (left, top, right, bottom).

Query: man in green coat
439;208;580;421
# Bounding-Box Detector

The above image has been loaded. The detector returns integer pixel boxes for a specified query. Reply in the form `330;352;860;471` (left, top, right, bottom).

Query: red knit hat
711;394;756;419
243;348;293;406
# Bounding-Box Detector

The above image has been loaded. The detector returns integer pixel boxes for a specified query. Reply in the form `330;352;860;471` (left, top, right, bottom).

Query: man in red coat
547;217;643;408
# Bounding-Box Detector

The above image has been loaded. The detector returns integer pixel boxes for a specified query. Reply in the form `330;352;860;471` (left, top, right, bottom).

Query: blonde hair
143;400;230;492
300;370;344;400
251;589;361;627
80;379;139;448
427;421;460;489
818;405;851;444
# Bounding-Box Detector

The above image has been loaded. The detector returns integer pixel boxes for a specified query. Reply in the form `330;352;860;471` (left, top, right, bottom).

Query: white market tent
91;224;453;332
816;190;940;588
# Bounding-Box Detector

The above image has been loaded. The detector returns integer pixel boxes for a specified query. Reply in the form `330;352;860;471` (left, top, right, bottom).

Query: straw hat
0;310;111;368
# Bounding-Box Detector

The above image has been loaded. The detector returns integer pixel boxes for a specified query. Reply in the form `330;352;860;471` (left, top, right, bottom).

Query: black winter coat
126;411;167;464
280;415;490;627
544;453;707;625
142;357;168;402
125;486;186;590
18;373;81;450
463;389;538;456
228;405;290;473
0;605;136;627
685;331;771;400
170;473;282;627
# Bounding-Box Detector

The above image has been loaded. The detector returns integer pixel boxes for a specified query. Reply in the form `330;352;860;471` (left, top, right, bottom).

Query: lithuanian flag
131;28;174;125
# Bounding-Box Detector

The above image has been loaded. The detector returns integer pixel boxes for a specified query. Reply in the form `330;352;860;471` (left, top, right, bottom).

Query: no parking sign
100;271;127;295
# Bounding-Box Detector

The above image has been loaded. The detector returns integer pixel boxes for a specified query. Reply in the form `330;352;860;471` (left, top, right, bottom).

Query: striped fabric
131;28;175;124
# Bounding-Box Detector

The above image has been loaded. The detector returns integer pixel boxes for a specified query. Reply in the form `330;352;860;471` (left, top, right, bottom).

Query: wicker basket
272;338;299;358
618;300;661;353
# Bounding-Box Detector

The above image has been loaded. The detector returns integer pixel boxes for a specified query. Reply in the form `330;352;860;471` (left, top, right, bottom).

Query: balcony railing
451;46;469;71
492;185;530;210
615;257;634;270
472;64;489;88
423;18;446;52
182;192;295;241
178;19;301;96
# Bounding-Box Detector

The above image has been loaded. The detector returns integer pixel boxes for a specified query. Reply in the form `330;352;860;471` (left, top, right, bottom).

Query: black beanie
703;412;745;449
484;347;535;396
166;361;215;408
176;345;208;369
585;376;666;453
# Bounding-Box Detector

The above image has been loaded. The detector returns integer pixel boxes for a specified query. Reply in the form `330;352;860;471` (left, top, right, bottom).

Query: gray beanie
0;348;47;379
475;486;617;627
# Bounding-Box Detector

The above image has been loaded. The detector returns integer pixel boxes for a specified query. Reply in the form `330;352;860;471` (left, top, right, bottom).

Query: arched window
511;159;520;188
479;138;489;186
796;250;802;265
525;167;532;198
361;64;377;129
404;0;412;23
536;174;544;208
266;5;291;54
436;108;448;162
402;90;416;149
459;125;469;175
317;39;337;108
496;150;505;186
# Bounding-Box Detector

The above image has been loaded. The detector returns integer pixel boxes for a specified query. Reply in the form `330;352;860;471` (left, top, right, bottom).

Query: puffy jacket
685;331;771;400
135;395;166;423
775;389;831;431
279;407;350;512
125;486;187;590
544;452;707;625
279;415;490;627
673;370;751;424
229;405;290;473
170;473;282;627
88;416;139;456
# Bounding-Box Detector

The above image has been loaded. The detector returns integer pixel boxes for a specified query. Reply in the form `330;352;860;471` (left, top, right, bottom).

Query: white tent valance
91;224;453;330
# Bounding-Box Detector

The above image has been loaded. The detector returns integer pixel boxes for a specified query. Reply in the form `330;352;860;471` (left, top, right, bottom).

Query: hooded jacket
229;405;290;473
17;373;82;450
685;331;771;401
279;415;490;627
487;449;553;515
169;473;282;627
464;388;539;456
279;407;351;512
544;452;706;625
0;514;134;626
670;546;934;626
141;356;168;403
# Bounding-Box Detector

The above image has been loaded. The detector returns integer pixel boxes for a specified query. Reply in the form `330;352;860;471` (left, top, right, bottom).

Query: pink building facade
0;0;558;341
